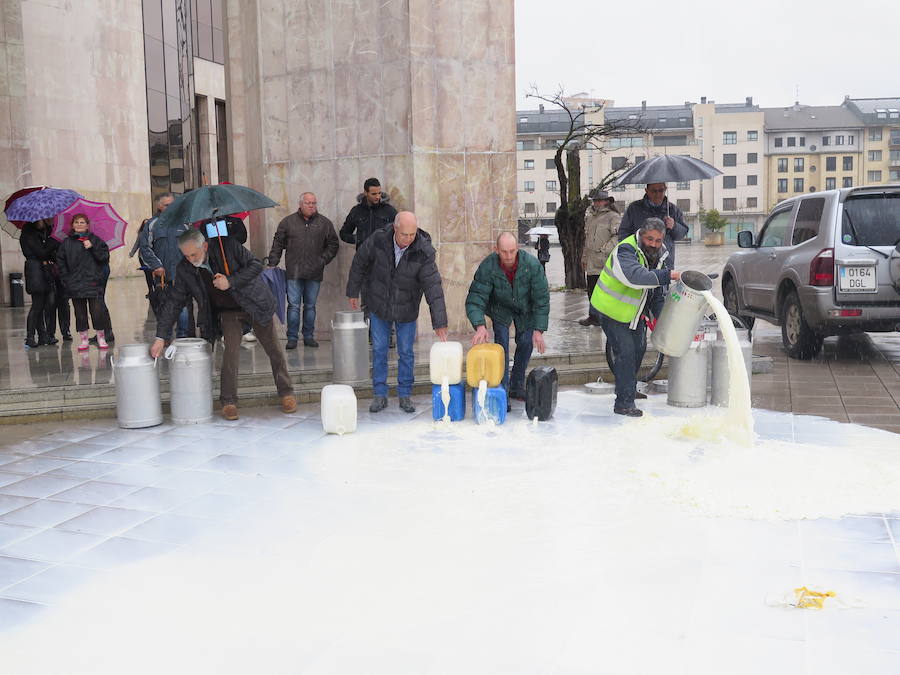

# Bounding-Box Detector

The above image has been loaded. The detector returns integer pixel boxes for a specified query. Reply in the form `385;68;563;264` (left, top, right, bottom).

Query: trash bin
9;273;24;308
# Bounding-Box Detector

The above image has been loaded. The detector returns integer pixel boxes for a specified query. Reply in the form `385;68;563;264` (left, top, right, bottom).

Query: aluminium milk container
651;271;713;358
165;338;213;424
113;344;163;429
332;310;370;384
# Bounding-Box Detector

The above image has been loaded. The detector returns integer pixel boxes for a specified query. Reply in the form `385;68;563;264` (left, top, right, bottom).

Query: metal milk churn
113;344;163;429
164;338;213;424
331;311;369;384
667;331;710;408
710;329;753;407
651;271;713;357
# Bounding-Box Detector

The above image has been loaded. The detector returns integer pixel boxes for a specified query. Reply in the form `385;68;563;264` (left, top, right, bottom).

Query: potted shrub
699;208;728;246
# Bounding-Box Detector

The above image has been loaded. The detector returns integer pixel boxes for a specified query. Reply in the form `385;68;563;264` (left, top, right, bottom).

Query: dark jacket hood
356;192;392;207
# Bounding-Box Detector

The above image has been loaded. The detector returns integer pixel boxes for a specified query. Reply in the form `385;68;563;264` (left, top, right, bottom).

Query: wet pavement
0;243;898;432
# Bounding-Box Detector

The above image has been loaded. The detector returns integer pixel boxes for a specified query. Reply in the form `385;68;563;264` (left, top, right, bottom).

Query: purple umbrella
5;188;82;223
50;198;128;251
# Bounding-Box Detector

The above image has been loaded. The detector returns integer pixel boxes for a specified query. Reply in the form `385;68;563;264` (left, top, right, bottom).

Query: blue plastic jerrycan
432;382;466;421
471;385;507;425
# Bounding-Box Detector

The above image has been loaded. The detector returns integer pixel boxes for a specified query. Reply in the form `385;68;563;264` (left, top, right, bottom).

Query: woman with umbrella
19;219;59;347
56;213;111;350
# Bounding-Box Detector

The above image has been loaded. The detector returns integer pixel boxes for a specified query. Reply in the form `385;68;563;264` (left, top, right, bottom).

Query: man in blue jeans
465;232;549;408
267;192;339;349
346;211;448;413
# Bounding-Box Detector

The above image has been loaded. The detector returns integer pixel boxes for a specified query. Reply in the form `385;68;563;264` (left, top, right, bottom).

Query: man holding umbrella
149;229;295;421
618;184;687;268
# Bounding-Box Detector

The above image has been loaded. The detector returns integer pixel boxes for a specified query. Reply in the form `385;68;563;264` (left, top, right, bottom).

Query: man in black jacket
339;178;397;248
617;183;688;268
346;211;448;414
150;229;295;421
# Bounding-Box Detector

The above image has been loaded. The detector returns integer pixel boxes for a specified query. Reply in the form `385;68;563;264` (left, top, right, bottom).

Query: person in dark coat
466;231;549;404
534;233;551;272
346;211;448;414
267;192;339;349
55;213;111;351
150;228;295;421
617;183;688;268
339;178;397;248
19;219;58;348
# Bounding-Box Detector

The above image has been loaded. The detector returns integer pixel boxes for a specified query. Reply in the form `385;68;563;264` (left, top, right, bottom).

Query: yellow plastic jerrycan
466;343;505;388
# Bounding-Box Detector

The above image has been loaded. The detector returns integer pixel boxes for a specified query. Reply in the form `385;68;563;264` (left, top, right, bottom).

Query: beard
640;245;660;267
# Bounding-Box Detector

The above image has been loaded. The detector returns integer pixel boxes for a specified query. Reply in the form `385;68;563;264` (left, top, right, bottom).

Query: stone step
0;350;667;424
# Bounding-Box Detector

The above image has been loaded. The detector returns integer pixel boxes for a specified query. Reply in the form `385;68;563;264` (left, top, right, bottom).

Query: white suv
721;185;900;359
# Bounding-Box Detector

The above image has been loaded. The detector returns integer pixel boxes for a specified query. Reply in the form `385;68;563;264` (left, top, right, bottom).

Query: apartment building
844;98;900;185
762;104;864;210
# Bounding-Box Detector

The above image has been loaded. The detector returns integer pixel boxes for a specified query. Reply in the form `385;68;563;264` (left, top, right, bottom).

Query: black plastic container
525;366;558;421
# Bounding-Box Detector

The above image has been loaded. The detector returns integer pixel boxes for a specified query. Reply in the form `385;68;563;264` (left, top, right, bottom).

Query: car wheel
780;290;823;360
722;278;754;330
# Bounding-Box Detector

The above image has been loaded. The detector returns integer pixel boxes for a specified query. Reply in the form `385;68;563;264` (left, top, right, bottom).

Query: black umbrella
612;155;722;187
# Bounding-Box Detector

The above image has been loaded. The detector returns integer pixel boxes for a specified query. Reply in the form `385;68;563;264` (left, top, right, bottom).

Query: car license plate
838;265;876;293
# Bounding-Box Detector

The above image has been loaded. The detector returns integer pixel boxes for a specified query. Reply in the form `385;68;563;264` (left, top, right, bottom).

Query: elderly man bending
151;229;295;421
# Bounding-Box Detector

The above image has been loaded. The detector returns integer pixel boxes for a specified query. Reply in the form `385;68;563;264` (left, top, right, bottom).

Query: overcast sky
515;0;897;111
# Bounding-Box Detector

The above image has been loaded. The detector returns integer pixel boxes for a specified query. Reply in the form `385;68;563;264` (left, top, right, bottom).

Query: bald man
465;231;549;406
347;211;448;413
268;192;339;349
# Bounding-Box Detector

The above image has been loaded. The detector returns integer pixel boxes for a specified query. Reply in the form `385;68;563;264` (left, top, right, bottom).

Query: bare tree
526;87;647;289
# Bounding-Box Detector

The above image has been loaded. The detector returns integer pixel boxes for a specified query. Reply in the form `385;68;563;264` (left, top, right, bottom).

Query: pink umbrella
50;198;128;250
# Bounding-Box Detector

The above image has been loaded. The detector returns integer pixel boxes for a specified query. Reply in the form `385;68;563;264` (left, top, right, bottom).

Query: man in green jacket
466;231;549;402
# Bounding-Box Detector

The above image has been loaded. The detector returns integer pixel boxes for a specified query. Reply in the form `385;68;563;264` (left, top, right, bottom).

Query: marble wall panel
434;60;465;151
258;0;286;77
283;1;331;72
380;154;413;212
464;153;492;243
262;75;289;163
355;63;386;157
433;0;463;61
381;59;410;155
409;57;437;150
332;64;358;158
435;153;466;243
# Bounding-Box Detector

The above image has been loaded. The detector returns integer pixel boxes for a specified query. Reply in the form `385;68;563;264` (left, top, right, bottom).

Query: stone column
225;0;516;334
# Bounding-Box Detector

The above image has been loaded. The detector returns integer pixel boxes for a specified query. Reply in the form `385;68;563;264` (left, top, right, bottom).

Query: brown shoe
578;316;601;327
222;404;239;421
281;395;297;414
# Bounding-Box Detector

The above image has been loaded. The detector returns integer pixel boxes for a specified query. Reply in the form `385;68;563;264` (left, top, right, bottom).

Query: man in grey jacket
267;192;339;349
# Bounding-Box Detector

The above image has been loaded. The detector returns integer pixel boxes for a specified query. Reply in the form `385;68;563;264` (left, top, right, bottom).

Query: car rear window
841;193;900;247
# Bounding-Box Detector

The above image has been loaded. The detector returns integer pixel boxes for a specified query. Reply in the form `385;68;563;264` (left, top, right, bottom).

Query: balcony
890;135;900;147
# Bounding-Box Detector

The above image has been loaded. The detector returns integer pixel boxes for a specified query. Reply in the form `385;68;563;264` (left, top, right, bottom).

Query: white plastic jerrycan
321;384;358;435
429;341;464;385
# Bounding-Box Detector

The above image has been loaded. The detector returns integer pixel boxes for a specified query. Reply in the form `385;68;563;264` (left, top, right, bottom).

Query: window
787;137;796;147
546;202;557;213
676;199;690;212
892;130;900;145
215;99;229;183
825;177;836;190
747;130;758;141
826;156;837;171
747;197;758;209
747;175;758;186
842;177;853;188
774;137;783;147
545;180;557;191
868;150;882;162
723;176;737;189
791;197;825;245
842;156;853;171
868;170;882;182
892;150;900;161
891;169;900;181
653;135;687;146
523;202;535;213
747;152;758;164
519;117;528;123
836;135;845;145
794;157;805;172
848;135;855;145
777;178;788;193
723;131;737;144
759;209;793;247
676;181;690;190
722;198;737;211
542;139;564;150
608;136;644;148
523;159;534;170
516;140;535;151
778;158;788;172
722;153;737;167
799;137;806;147
611;157;627;170
794;178;804;192
869;128;882;141
822;136;831;146
524;180;535;192
545;158;556;169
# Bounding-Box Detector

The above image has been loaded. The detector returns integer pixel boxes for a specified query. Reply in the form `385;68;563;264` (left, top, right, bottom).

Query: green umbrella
152;184;279;229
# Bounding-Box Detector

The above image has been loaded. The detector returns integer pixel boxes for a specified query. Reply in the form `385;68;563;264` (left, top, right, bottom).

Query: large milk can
710;330;753;407
651;271;713;357
667;338;710;408
332;311;369;384
113;344;163;429
165;338;213;424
